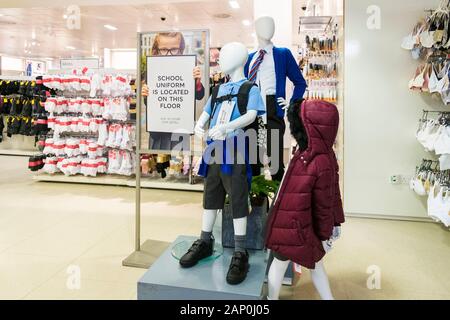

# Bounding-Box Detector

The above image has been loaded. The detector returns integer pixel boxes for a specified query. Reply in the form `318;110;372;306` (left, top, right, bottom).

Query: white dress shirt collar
259;42;274;54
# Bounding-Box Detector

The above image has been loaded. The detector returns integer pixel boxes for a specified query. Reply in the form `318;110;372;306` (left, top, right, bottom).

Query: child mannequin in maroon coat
265;99;344;300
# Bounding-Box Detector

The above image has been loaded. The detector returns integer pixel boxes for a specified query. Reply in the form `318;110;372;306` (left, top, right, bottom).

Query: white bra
401;33;415;50
425;125;442;152
428;65;440;93
420;31;436;48
434;126;450;155
411;172;427;196
439;154;450;171
409;66;426;90
427;184;450;227
416;120;439;151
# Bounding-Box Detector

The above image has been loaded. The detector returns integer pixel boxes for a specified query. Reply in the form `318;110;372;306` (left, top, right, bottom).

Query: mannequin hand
331;226;341;241
194;124;206;140
193;66;201;80
277;97;289;110
142;84;149;97
322;239;333;253
209;125;227;140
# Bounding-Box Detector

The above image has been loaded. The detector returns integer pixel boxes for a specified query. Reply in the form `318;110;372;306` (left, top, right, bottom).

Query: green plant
249;175;280;207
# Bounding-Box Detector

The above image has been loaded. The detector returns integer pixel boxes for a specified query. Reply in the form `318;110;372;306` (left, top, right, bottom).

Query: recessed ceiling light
104;24;118;31
63;14;68;19
229;1;240;9
242;19;251;26
66;45;76;50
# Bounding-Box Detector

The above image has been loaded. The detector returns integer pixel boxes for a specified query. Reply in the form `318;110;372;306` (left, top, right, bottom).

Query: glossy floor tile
0;156;449;300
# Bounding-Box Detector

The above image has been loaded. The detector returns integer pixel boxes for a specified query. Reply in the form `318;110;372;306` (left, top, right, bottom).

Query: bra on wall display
411;159;450;227
28;69;137;178
403;0;450;227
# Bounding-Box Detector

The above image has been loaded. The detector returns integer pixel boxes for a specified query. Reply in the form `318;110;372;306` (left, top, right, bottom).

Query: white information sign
146;55;196;134
60;58;99;70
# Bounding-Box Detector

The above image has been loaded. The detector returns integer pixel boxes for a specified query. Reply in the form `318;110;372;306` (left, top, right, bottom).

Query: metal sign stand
122;32;170;269
122;30;210;269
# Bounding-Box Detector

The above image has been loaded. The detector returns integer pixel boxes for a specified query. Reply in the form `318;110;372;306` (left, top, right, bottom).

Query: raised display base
137;235;268;300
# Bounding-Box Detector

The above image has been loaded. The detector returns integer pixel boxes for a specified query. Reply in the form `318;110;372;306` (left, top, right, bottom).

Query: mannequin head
255;16;275;42
219;42;248;76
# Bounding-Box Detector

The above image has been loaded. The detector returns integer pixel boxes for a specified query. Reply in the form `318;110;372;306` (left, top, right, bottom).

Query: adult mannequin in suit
245;16;307;181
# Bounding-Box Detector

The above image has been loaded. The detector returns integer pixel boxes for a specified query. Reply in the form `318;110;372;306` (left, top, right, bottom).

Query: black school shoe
226;250;249;285
179;238;214;268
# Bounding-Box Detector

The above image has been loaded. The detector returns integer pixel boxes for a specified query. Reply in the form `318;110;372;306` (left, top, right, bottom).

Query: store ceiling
0;0;255;60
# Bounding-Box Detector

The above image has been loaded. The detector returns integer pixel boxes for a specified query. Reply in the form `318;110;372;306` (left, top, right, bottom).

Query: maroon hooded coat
265;100;345;269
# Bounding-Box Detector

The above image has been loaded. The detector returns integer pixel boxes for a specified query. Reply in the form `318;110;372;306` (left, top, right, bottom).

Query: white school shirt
249;43;276;123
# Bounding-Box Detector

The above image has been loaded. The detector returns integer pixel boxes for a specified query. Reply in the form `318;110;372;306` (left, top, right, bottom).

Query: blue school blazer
244;46;307;118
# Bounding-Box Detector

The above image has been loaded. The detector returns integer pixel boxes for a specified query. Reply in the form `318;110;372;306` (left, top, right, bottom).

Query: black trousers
266;95;285;182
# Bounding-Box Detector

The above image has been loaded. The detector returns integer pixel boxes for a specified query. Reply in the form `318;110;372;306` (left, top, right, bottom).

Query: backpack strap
209;84;221;123
237;81;256;115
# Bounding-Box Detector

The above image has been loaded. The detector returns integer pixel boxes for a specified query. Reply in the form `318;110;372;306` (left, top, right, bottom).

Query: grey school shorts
203;163;249;219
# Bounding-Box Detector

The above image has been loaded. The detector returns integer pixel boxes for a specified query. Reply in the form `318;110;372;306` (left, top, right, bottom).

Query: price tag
294;263;302;275
216;100;235;126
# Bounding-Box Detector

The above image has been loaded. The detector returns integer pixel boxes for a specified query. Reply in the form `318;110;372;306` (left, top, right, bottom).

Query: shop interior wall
344;0;441;219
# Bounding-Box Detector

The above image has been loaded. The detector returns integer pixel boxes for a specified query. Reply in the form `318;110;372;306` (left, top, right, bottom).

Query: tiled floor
0;155;449;300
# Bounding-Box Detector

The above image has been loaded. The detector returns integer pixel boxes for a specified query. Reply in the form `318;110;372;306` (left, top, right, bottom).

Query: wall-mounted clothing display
405;1;450;228
410;159;450;227
28;70;137;178
0;78;49;143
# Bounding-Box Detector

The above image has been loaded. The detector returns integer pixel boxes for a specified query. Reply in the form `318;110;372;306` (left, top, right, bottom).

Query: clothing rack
46;69;136;76
0;76;41;157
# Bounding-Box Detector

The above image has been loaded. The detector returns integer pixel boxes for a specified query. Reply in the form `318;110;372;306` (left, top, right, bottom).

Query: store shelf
33;173;203;191
140;149;204;157
0;149;36;157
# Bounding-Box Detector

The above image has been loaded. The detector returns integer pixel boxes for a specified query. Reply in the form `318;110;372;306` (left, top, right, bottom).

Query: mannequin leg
267;257;290;300
201;209;218;232
310;260;334;300
233;216;247;252
200;209;218;241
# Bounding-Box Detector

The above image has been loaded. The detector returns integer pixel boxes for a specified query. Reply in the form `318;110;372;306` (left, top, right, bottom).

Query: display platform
137;235;268;300
33;173;204;191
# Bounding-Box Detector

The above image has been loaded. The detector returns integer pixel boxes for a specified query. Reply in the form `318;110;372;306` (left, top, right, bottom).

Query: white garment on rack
434;126;450;155
439;154;450;171
65;138;80;157
45;98;57;113
43;156;58;174
79;139;88;155
52;137;66;156
87;142;98;159
97;120;108;146
107;149;121;174
80;76;91;92
102;98;113;120
47;114;56;130
43;138;54;155
90;73;101;98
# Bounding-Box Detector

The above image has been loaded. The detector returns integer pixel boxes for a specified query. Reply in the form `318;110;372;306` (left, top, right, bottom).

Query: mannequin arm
209;110;257;140
286;49;307;102
195;111;210;139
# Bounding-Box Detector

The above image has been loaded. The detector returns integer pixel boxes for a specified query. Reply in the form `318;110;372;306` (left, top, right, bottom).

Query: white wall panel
344;0;442;218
